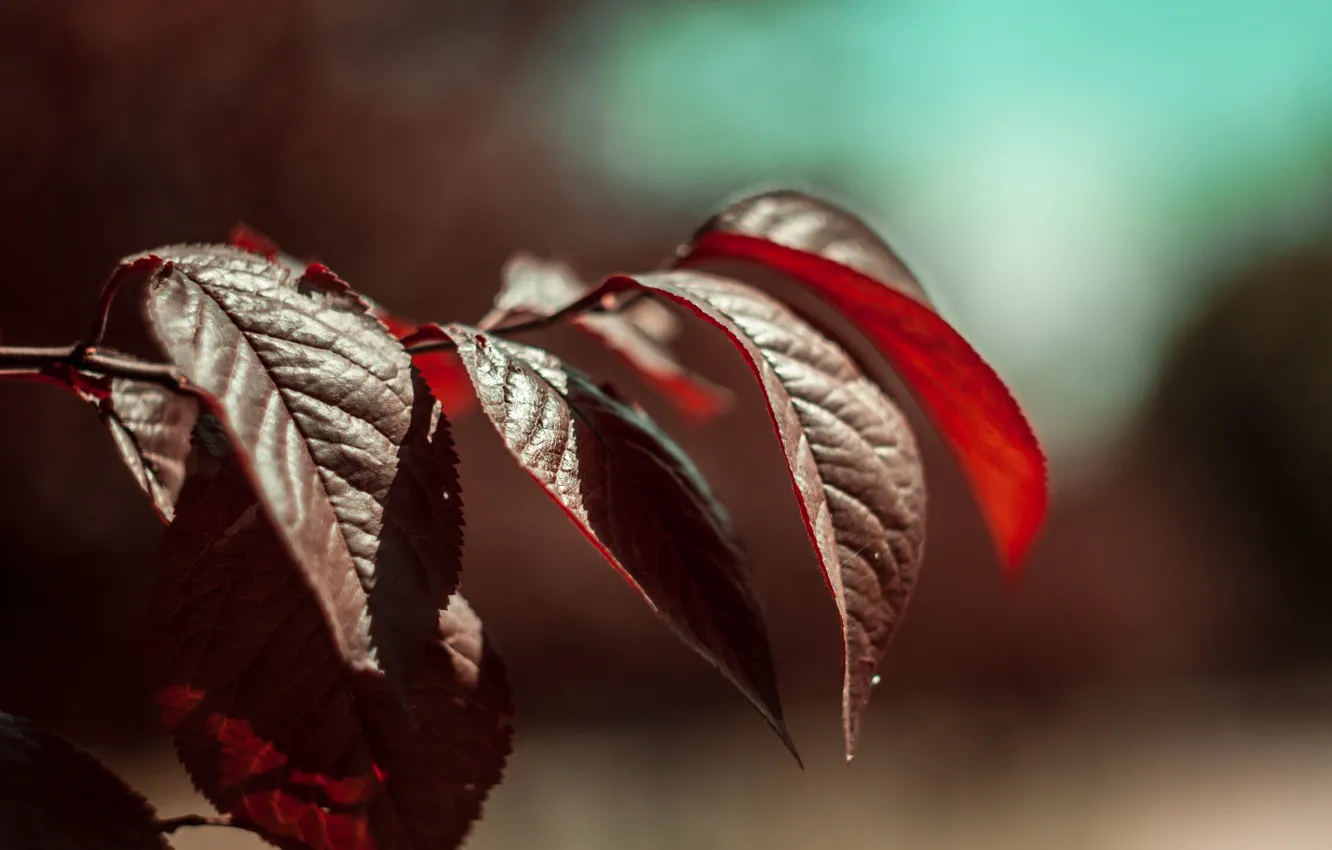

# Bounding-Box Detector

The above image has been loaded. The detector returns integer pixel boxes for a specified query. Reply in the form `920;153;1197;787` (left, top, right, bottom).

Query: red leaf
227;223;281;262
222;224;475;417
599;273;925;756
675;190;1047;572
39;350;198;523
295;263;373;314
443;324;795;759
375;314;476;417
153;463;511;850
136;245;463;687
480;252;731;421
0;711;172;849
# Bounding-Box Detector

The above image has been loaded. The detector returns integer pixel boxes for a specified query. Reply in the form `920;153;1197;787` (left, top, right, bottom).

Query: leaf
480;252;731;421
29;349;198;523
0;710;172;850
152;462;511;850
225;226;370;313
97;378;199;522
227;223;282;262
136;244;463;686
222;223;476;417
442;323;794;758
376;313;477;417
675;189;1047;571
598;272;925;756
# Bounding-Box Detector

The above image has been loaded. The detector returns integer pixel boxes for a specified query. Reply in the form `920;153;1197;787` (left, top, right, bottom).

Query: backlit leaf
443;323;794;758
153;463;511;850
137;245;462;685
376;313;476;417
676;189;1046;571
600;272;925;756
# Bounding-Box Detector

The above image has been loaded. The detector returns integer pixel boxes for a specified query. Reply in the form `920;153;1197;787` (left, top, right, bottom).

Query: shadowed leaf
676;189;1046;571
480;252;730;421
0;711;172;849
602;272;925;756
136;244;462;686
442;323;794;759
153;463;511;850
98;378;199;522
44;354;199;523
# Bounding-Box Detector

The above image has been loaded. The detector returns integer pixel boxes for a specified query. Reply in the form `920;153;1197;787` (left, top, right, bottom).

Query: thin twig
403;286;620;355
0;344;188;390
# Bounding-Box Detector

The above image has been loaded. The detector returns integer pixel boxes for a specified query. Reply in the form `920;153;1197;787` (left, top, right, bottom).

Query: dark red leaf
675;190;1047;572
136;245;463;686
375;313;476;417
443;323;794;758
599;272;925;756
97;378;199;523
296;263;374;314
153;463;511;850
480;252;731;421
0;711;172;849
227;223;281;262
36;349;198;523
222;224;474;416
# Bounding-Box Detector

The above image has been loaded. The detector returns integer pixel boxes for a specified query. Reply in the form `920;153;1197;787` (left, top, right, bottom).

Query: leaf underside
602;272;925;756
152;463;512;850
443;323;795;759
0;711;172;850
481;252;731;421
137;244;463;686
98;378;199;522
51;356;199;524
676;189;1047;572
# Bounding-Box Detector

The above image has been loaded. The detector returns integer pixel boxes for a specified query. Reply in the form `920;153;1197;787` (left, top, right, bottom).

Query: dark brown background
2;2;1329;847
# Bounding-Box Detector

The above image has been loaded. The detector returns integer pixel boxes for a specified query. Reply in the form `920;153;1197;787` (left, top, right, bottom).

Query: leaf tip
776;723;804;769
226;223;280;261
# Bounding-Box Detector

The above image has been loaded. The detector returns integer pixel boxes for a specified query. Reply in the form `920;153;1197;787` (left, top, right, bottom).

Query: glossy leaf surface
676;190;1046;571
138;245;462;683
481;252;730;420
602;272;925;754
444;323;794;758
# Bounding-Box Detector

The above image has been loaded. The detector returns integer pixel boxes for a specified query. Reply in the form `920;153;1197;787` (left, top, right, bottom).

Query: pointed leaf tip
444;323;796;757
599;272;926;760
676;190;1047;575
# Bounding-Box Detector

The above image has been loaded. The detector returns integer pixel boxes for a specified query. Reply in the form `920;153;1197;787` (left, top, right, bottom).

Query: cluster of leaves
0;191;1045;849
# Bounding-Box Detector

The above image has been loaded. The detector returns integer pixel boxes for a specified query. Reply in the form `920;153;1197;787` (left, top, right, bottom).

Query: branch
0;344;188;391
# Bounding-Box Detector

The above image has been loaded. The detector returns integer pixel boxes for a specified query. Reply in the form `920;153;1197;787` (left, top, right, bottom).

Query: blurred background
2;0;1331;847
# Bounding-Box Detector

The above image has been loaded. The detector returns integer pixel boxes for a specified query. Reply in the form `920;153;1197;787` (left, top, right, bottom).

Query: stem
404;287;621;355
0;344;188;390
156;813;265;837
